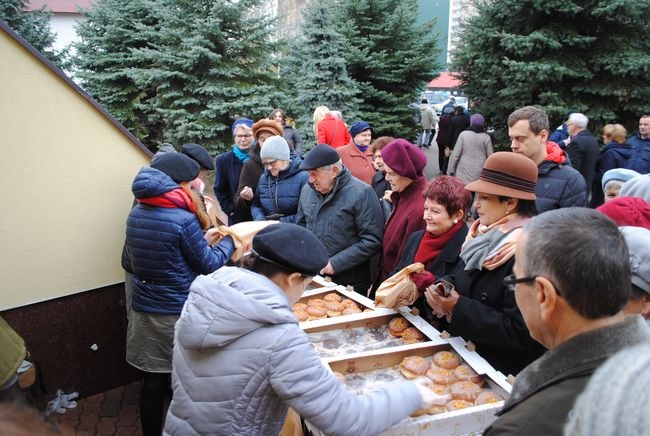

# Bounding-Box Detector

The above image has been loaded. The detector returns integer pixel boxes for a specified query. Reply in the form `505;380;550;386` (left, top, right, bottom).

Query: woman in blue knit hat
250;136;308;222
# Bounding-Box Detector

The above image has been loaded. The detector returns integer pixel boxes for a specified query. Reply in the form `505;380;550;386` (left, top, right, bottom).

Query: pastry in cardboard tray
399;356;429;379
425;366;458;385
341;306;362;315
307;298;327;308
450;381;482;402
340;299;360;309
401;327;425;344
446;399;474;411
325;302;344;317
293;310;309;322
453;364;485;386
475;390;504;405
292;303;308;312
323;292;342;303
432;350;461;370
307;306;327;320
388;317;409;337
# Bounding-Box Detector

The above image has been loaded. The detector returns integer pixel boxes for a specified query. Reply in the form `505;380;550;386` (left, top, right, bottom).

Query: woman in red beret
376;139;428;285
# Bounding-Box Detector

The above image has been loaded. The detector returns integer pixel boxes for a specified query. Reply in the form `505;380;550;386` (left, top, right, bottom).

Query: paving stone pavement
49;381;143;436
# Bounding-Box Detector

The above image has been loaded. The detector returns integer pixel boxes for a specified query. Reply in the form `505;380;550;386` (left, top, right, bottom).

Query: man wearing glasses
214;118;254;225
484;208;650;435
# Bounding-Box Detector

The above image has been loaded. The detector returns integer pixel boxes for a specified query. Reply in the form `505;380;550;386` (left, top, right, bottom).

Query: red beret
380;138;427;179
597;196;650;230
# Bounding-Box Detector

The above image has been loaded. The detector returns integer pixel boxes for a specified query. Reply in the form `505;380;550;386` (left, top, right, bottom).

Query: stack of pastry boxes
298;276;513;435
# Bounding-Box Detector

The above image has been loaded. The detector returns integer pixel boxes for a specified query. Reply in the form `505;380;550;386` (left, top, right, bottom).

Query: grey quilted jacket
164;267;421;436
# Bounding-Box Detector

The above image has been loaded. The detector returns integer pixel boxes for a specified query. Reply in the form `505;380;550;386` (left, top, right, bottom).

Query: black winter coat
439;257;545;376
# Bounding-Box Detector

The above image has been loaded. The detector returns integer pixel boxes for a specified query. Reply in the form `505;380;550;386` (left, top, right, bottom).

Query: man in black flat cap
296;144;384;295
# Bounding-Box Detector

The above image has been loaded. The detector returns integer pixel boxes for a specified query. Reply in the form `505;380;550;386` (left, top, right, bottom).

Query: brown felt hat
253;119;283;139
465;152;537;200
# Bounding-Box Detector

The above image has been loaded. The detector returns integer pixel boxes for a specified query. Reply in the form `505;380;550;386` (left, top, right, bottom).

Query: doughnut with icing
425;366;458;385
325;302;344;317
323;292;342;303
307;306;327;319
399;356;429;379
450;381;482;402
401;327;425;344
341;306;362;315
340;299;360;309
293;310;309;322
388;317;410;337
307;298;327;308
432;350;461;370
475;390;504;405
453;364;485;386
446;399;474;411
292;303;308;312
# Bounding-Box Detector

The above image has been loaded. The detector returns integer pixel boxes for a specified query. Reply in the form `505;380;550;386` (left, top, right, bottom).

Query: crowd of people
2;105;650;435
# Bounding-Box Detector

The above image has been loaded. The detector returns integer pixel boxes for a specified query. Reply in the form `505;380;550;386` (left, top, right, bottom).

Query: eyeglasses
503;274;537;292
235;134;252;139
263;160;278;168
503;274;562;295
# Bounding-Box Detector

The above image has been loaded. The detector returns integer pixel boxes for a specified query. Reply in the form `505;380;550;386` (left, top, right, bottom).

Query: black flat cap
181;143;215;170
151;152;200;183
252;223;329;276
299;144;340;170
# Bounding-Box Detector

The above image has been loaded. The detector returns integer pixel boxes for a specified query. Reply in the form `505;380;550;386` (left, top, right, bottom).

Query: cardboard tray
311;342;511;436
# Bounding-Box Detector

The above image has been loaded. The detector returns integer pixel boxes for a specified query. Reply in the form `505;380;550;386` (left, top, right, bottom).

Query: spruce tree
337;0;439;139
0;0;68;68
282;0;362;145
452;0;650;144
73;0;280;152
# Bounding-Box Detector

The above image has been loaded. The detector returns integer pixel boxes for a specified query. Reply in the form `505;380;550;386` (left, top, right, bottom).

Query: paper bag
217;221;279;261
374;263;425;308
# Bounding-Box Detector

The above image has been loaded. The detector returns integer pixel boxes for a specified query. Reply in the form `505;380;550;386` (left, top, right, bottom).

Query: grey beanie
260;136;290;161
565;344;650;436
619;174;650;203
620;226;650;294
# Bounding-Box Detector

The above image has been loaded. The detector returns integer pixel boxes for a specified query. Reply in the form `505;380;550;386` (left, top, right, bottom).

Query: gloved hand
412;377;452;408
412;271;436;292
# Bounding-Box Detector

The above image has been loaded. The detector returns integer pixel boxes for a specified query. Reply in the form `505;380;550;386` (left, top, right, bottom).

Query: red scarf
414;221;464;267
138;188;197;213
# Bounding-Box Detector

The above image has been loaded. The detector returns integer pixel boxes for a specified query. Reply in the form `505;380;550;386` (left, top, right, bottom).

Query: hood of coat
175;267;296;350
131;166;180;199
545;141;570;165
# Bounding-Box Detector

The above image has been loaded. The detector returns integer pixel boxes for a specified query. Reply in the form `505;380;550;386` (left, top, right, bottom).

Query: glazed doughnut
401;327;425;344
293;310;309;322
427;383;451;395
307;298;327;308
450;381;482;402
446;399;474;411
340;299;360;309
292;303;308;312
432;350;461;370
399;356;429;379
453;364;485;386
341;306;362;315
475;390;504;405
323;292;342;303
307;306;327;319
325;302;344;317
425;366;458;385
388;317;410;337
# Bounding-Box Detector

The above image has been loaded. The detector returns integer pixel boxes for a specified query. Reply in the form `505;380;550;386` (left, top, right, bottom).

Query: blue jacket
535;142;587;213
591;141;632;206
627;133;650;174
123;167;234;315
251;156;308;223
213;149;245;224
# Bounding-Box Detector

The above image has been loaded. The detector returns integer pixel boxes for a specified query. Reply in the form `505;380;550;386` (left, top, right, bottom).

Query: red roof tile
427;72;462;89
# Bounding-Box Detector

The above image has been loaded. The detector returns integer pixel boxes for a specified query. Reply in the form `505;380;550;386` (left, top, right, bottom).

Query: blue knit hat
349;120;372;138
602;168;641;191
260;136;290;162
231;117;254;135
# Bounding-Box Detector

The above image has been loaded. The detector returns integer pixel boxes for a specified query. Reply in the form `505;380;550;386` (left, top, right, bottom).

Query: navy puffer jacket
251;156;308;223
122;167;234;315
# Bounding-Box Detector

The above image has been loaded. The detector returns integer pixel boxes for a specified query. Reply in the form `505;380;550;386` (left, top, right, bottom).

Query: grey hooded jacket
164;267;421;436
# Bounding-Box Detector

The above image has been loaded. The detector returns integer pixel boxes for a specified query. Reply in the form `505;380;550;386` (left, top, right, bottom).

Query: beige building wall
0;26;151;310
